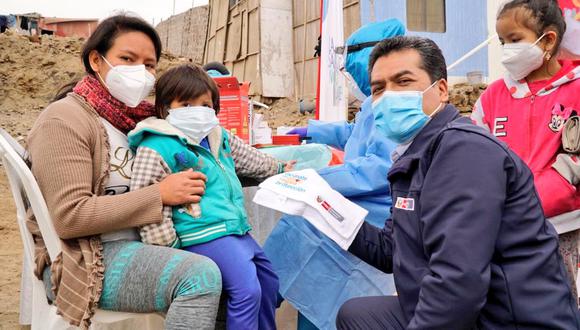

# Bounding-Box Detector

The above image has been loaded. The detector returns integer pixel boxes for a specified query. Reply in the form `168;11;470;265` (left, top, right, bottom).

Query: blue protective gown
309;97;397;226
263;19;406;330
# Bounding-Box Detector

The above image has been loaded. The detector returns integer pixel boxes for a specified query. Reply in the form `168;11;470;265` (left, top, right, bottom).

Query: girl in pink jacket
472;0;580;303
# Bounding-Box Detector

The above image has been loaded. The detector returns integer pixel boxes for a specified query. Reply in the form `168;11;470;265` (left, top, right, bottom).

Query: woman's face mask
98;56;156;107
372;80;443;144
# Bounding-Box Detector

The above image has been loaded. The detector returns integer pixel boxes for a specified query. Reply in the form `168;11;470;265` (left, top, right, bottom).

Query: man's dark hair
368;36;447;83
155;64;220;118
498;0;566;55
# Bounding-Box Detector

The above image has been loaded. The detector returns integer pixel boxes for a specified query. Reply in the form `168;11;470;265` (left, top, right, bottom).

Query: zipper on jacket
193;141;245;221
527;94;535;161
187;145;200;157
215;148;246;221
194;145;233;199
216;158;234;201
219;138;246;221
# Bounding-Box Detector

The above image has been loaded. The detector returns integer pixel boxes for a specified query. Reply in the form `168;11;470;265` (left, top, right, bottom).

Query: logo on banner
316;196;345;222
395;197;415;211
274;173;307;192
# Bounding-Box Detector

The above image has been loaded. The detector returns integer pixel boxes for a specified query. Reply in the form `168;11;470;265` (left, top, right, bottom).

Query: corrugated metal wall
156;6;209;64
292;0;321;100
205;0;294;98
293;0;361;100
206;0;263;95
260;0;295;98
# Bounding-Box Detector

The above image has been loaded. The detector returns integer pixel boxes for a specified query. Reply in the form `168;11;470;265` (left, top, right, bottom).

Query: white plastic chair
0;130;164;330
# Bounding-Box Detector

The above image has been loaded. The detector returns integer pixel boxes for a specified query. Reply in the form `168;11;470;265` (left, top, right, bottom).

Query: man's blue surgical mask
372;80;443;144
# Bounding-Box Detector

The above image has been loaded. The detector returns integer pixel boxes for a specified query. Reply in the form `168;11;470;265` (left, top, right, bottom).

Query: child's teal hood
128;117;223;158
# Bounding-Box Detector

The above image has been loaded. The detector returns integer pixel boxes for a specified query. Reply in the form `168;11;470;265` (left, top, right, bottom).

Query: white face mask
98;56;155;107
166;106;219;144
501;34;547;81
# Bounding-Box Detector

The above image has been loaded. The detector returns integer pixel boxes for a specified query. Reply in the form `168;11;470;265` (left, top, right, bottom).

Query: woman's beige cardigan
26;93;163;328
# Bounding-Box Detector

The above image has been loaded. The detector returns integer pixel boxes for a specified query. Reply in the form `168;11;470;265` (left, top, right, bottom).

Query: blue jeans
184;234;279;330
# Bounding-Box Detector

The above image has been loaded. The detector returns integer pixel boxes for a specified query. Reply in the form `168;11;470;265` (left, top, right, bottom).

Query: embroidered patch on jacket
549;103;576;132
174;151;202;171
395;197;415;211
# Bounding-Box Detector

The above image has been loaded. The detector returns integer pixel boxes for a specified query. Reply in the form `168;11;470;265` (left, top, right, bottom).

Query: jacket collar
388;104;460;178
503;61;580;98
128;117;223;159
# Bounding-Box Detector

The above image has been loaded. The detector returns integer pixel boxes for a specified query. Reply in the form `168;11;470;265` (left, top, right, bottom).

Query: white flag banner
318;0;348;122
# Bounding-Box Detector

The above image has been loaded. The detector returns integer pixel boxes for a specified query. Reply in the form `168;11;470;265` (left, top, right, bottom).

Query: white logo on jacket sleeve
395;197;415;211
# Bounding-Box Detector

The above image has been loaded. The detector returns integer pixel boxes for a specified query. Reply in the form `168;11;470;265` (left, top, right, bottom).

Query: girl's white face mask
166;106;219;144
99;56;156;108
501;34;547;81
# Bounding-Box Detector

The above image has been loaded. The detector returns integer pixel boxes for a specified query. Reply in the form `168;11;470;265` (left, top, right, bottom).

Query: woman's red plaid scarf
72;75;155;134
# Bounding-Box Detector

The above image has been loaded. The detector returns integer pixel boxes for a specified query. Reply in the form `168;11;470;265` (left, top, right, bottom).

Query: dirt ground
0;172;24;329
0;30;194;140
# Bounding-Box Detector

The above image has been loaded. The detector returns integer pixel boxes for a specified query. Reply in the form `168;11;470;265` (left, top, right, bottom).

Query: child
128;64;294;329
472;0;580;303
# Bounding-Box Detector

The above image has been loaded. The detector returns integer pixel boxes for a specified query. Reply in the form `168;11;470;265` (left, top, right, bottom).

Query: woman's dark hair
53;14;162;101
155;64;221;118
369;36;447;84
498;0;566;55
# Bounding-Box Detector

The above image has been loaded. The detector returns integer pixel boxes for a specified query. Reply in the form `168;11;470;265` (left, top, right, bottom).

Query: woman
26;15;222;329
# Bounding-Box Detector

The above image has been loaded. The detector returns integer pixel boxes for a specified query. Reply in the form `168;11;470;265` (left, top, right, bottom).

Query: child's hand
160;169;207;205
284;160;297;172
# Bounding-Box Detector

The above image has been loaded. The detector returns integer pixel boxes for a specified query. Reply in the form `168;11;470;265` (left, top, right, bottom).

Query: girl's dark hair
498;0;566;55
155;64;221;118
53;14;162;101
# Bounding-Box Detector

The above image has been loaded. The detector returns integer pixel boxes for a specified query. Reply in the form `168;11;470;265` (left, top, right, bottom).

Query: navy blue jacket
349;105;580;329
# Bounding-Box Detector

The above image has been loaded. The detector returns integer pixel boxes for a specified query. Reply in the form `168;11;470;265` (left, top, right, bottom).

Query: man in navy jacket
336;36;580;329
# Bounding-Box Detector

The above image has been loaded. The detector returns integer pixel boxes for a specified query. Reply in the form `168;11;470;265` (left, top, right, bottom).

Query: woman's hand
159;169;207;205
284;160;297;172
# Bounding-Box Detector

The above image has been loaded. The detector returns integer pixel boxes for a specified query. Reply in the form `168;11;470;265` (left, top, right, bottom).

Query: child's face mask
501;33;547;81
166;106;219;144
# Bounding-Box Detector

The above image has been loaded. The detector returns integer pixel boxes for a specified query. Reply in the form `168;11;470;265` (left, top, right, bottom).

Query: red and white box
213;76;251;144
